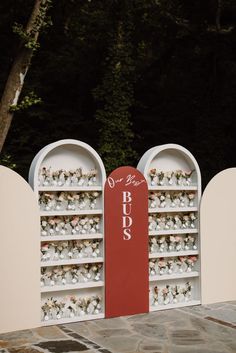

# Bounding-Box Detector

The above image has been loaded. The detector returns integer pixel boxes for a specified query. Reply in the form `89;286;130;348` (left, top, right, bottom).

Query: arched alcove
29;139;106;325
137;144;202;311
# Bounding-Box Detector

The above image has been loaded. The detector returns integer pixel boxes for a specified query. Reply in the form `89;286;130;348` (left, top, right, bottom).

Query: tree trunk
0;0;49;153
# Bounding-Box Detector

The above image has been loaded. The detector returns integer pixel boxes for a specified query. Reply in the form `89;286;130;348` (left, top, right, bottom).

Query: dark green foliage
0;154;16;169
10;91;42;112
12;0;52;51
93;2;137;173
0;0;236;186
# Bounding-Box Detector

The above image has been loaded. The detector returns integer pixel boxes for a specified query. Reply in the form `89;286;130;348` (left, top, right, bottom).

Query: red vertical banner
105;166;149;318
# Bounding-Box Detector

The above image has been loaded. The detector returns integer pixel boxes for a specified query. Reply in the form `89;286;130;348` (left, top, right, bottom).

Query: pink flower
149;169;157;177
188;193;195;200
149;193;156;200
179;256;187;263
54;217;61;224
162;287;169;295
189;255;197;262
48;218;55;226
158;237;165;244
41;243;49;251
158;259;166;268
149;261;155;268
71;216;79;227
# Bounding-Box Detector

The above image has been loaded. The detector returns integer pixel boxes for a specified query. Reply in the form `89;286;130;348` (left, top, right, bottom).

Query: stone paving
0;301;235;353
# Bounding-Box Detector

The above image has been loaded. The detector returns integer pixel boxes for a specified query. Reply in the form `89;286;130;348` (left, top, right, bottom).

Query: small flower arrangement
149;236;158;253
41;215;101;236
88;192;100;209
39;192;55;211
39;167;52;186
157;171;165;186
162;285;170;305
149;260;156;276
165;171;174;185
186;255;198;272
40;239;102;262
150;281;193;306
41;294;102;321
148;191;196;209
149;234;197;253
158;236;167;252
158;259;167;275
148;256;198;276
41;297;66;321
87;169;98;186
39;191;101;212
148;169;195;186
149;168;158;185
148;213;197;231
41;263;103;287
38;167;98;187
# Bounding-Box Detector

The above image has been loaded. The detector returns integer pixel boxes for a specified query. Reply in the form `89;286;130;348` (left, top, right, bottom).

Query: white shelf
41;281;104;293
41;312;104;326
137;144;201;312
40;209;103;216
149;207;198;213
149;229;198;236
38;186;102;191
40;257;104;267
149;250;199;259
148;185;198;191
150;300;201;312
30;139;106;326
40;233;103;242
149;271;199;282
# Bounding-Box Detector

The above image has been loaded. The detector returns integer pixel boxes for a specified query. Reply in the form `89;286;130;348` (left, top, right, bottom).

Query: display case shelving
138;144;201;311
29;139;106;325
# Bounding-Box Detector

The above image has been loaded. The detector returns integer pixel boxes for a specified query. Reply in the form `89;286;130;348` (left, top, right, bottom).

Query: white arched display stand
200;168;236;304
29;139;106;325
137;144;202;311
0;166;40;334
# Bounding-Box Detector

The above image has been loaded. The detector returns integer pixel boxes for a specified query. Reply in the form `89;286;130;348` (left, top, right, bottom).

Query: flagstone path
0;301;235;353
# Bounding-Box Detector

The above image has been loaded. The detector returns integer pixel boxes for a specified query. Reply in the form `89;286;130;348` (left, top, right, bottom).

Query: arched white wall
201;168;236;304
137;144;201;191
0;166;40;334
29;139;106;190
